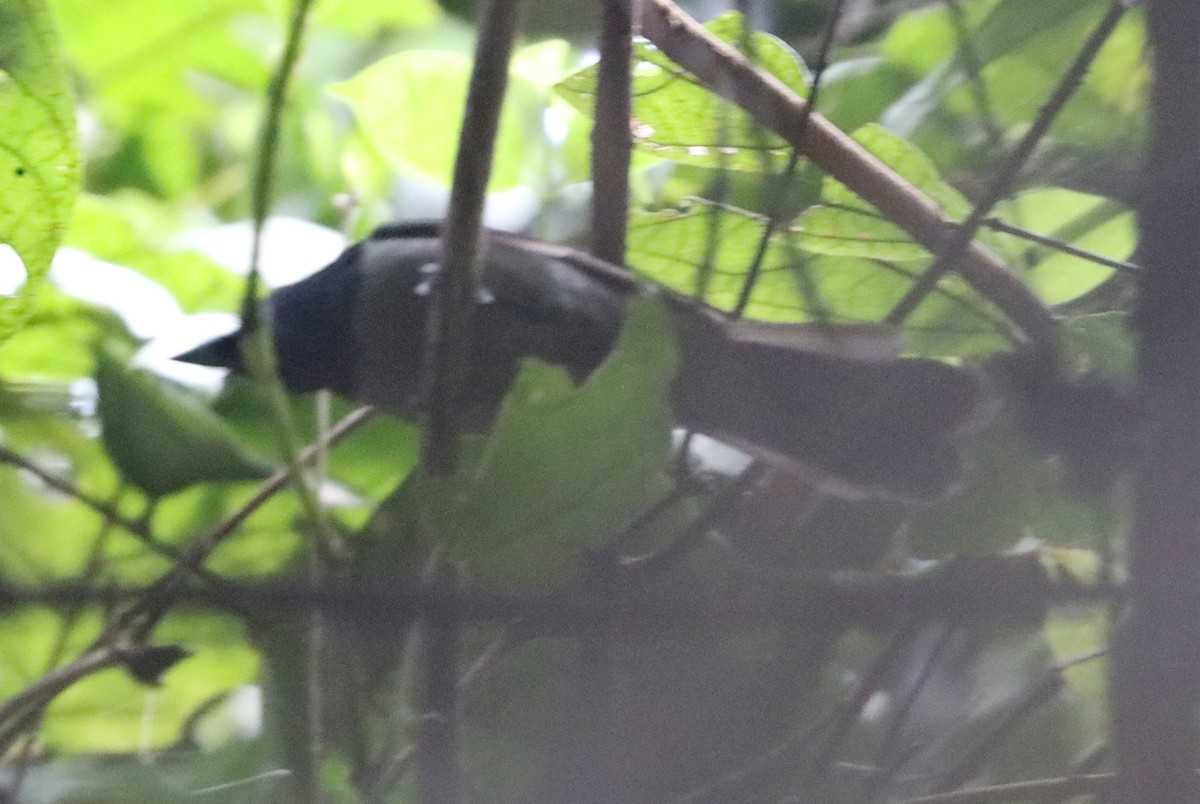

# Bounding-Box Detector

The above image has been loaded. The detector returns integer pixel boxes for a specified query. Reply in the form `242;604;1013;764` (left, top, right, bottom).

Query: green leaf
795;124;974;264
627;205;809;322
94;340;275;498
417;294;677;592
626;197;1005;356
791;125;1011;354
331;49;550;191
904;411;1100;556
1058;311;1134;383
41;612;257;753
880;0;1108;136
818;56;916;135
555;11;808;172
0;0;81;343
50;0;269;119
994;189;1129;304
794;204;931;263
945;12;1148;148
0;287;131;379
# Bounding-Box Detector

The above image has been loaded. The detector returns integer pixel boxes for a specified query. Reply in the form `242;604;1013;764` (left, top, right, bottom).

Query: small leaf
122;644;191;686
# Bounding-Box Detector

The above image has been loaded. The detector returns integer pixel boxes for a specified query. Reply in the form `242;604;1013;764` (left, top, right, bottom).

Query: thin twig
733;0;846;320
894;772;1123;804
0;552;1119;627
591;0;634;263
943;0;1003;147
983;216;1142;274
423;0;525;476
105;405;376;643
0;644;131;752
416;562;463;804
0;445;234;589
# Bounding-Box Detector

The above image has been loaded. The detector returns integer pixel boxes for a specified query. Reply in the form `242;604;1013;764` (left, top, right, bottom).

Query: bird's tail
671;327;988;501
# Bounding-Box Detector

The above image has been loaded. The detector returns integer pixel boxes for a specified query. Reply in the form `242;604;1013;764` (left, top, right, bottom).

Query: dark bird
176;221;987;500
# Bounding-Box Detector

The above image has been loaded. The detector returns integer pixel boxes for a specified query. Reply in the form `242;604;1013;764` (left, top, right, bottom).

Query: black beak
173;332;243;372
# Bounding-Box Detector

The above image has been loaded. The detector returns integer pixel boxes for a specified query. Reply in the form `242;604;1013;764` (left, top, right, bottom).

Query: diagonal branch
639;0;1055;346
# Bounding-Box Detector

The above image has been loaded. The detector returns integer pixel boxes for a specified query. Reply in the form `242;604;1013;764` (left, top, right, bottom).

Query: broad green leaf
556;12;808;172
331;50;550;191
796;125;975;264
791;125;1014;354
94;340;275;498
418;294;677;592
626;197;1005;356
627;205;809;321
0;0;81;343
802;252;1006;356
818;56;916;135
794;204;931;263
817;124;972;223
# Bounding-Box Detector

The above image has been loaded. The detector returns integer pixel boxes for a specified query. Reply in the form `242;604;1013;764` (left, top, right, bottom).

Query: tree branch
638;0;1055;346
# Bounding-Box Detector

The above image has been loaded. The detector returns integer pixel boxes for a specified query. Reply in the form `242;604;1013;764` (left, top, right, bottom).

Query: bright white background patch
173;216;347;288
0;244;27;295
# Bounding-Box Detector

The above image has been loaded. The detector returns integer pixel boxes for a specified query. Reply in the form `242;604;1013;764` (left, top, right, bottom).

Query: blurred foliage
0;0;1145;801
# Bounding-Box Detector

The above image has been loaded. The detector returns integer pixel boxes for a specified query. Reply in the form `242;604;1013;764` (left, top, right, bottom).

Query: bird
175;221;988;500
